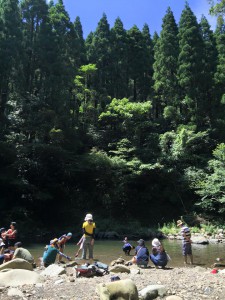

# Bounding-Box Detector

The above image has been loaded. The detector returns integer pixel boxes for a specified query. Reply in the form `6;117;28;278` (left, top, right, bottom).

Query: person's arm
57;249;71;260
6;230;17;237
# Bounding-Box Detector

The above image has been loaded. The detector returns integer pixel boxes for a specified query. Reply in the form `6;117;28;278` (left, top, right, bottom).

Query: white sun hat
84;213;93;221
152;238;161;247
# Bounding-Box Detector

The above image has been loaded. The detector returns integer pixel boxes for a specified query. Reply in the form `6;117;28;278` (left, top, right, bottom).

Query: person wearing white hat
150;238;168;268
81;213;96;259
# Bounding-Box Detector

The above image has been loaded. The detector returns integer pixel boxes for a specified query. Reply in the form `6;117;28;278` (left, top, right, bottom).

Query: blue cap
67;232;72;236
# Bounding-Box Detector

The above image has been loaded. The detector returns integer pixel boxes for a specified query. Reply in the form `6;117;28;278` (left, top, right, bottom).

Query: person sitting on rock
0;249;14;264
150;238;168;269
43;238;71;267
131;239;149;266
12;242;35;266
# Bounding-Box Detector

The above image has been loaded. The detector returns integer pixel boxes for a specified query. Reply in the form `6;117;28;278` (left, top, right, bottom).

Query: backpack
94;261;109;274
75;265;97;278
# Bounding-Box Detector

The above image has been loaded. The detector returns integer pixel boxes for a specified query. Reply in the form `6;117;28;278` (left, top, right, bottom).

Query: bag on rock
94;261;109;274
75;265;96;278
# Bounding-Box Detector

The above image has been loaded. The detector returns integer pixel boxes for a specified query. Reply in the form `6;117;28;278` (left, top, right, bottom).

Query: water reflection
28;239;224;267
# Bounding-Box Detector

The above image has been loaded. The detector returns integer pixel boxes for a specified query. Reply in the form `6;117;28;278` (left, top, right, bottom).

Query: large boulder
139;285;167;299
41;264;66;277
0;258;33;271
96;279;138;300
191;236;209;245
0;269;44;287
111;257;126;266
110;264;130;273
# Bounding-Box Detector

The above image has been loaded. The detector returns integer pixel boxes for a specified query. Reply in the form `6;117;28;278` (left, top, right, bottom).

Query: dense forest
1;0;225;231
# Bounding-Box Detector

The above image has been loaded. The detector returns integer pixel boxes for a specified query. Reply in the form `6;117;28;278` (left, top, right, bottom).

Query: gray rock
8;287;24;297
0;258;33;271
166;296;183;300
139;285;167;299
0;269;44;287
194;266;207;273
130;268;140;275
41;264;66;277
54;279;64;285
65;261;78;267
96;279;138;300
191;236;209;245
110;264;130;273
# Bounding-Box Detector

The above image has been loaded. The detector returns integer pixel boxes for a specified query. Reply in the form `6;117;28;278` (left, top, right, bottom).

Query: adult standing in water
82;213;96;260
177;219;193;265
5;222;17;250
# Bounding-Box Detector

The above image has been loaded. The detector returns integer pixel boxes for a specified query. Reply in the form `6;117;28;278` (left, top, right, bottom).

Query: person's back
43;245;58;266
136;245;149;263
150;238;168;268
13;246;34;264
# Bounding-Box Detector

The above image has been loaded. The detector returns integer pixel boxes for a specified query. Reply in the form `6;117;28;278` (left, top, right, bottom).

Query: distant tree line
0;0;225;230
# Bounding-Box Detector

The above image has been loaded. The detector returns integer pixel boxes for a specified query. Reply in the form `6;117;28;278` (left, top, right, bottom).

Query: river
27;239;224;267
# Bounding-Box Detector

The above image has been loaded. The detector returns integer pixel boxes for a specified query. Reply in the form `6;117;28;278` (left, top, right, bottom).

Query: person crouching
43;238;71;267
150;238;168;269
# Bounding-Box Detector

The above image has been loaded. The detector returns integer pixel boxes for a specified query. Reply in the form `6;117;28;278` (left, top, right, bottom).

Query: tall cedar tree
48;0;75;114
73;16;86;67
177;3;205;125
141;23;154;101
214;17;225;106
199;15;217;126
86;13;111;100
153;7;179;122
0;0;21;130
110;17;129;99
127;25;146;101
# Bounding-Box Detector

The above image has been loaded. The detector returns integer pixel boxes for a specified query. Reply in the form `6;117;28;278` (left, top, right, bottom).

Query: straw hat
177;220;183;226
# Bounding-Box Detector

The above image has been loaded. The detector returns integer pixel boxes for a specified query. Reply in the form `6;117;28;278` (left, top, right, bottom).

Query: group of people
122;219;193;268
122;237;169;268
0;222;36;266
0;216;193;269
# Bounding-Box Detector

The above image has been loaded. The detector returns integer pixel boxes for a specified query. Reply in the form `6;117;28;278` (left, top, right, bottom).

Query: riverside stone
166;296;183;300
0;269;44;287
96;279;138;300
0;258;33;271
139;285;167;299
110;264;130;273
191;236;209;245
40;264;66;277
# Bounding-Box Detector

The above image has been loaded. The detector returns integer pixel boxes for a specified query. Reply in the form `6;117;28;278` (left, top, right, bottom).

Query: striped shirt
181;225;191;244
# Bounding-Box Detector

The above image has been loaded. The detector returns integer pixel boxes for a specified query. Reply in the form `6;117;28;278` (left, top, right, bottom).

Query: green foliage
185;143;225;214
160;221;180;235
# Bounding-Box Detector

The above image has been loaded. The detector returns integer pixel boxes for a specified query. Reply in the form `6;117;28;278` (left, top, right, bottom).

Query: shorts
182;242;192;256
8;239;16;247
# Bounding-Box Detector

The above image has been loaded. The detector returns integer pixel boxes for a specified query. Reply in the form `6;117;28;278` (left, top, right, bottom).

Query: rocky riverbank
0;259;225;300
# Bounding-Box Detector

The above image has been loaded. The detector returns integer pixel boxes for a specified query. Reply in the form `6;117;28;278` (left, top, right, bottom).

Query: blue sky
52;0;217;37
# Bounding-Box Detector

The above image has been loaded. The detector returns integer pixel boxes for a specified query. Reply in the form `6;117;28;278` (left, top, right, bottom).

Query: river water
28;239;224;268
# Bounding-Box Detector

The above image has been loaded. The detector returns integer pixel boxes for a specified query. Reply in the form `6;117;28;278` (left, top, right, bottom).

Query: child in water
122;237;134;255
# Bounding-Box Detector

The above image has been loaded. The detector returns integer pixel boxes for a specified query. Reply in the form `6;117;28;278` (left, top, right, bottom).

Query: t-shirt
43;246;59;265
135;245;149;262
14;247;34;263
123;243;132;249
82;221;96;238
181;225;191;244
